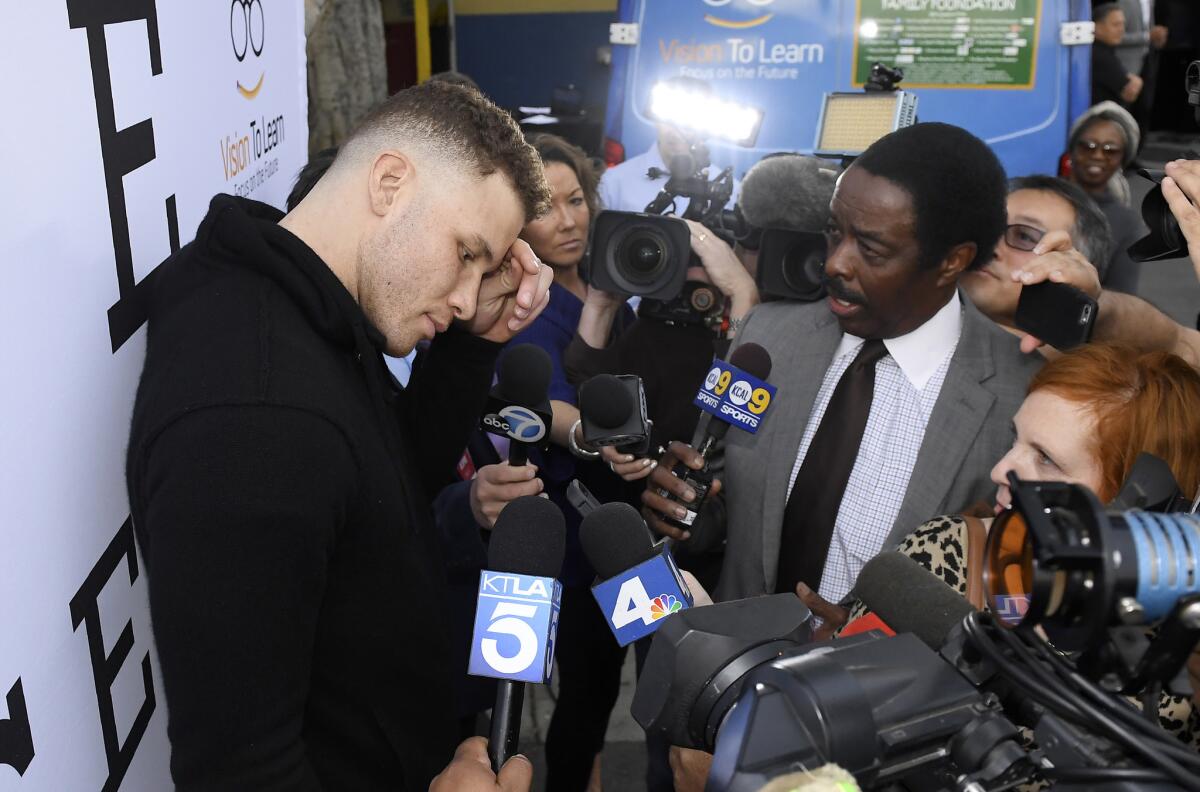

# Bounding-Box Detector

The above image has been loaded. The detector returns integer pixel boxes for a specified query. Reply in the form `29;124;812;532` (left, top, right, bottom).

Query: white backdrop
0;2;307;789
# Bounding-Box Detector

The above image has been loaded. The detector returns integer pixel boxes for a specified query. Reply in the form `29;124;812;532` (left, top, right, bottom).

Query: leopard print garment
843;515;1199;760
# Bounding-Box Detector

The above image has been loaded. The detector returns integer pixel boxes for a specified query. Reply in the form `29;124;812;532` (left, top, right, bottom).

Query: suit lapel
759;308;842;589
885;300;996;550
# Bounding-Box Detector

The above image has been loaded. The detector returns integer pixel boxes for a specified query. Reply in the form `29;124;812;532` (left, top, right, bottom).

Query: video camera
635;461;1200;791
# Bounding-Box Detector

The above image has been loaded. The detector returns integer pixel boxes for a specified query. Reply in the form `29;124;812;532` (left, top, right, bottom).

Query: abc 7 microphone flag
694;359;776;433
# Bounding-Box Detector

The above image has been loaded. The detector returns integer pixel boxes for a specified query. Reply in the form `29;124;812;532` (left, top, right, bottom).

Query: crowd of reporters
415;93;1200;789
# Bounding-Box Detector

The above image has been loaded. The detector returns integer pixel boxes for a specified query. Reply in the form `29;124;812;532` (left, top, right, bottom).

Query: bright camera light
859;19;879;39
648;81;764;146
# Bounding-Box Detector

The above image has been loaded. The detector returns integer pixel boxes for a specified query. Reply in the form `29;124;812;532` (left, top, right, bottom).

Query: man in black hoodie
126;82;553;791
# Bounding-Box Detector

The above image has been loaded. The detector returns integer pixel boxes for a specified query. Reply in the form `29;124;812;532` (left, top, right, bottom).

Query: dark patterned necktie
775;339;889;594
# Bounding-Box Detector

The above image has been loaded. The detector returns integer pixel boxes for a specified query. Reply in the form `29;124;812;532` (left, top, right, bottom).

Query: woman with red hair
856;343;1200;748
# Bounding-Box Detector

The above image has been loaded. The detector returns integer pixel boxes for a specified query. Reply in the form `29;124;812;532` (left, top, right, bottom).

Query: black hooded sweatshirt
126;195;501;790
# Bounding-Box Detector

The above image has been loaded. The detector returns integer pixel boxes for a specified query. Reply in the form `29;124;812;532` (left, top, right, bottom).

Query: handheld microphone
481;344;554;465
578;373;653;456
467;495;565;773
580;502;695;646
663;342;774;531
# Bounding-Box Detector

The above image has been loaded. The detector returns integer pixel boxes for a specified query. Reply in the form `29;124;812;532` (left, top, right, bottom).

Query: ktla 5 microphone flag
0;3;306;789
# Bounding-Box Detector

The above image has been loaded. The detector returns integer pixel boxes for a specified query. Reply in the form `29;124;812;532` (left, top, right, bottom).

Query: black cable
1041;766;1174;783
1018;632;1200;771
968;617;1200;790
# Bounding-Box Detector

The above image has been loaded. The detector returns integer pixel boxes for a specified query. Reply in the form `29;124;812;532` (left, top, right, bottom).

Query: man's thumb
497;754;533;792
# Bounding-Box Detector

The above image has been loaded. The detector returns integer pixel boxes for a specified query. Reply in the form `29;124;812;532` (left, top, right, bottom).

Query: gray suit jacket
699;295;1043;601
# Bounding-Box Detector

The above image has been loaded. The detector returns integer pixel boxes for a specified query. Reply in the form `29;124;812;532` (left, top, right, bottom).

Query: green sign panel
853;0;1041;89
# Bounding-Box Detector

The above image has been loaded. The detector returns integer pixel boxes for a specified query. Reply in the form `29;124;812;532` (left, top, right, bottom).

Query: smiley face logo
701;0;776;30
231;0;265;99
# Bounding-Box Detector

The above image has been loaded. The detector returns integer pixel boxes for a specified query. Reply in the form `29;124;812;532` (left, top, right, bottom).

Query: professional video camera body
634;462;1200;792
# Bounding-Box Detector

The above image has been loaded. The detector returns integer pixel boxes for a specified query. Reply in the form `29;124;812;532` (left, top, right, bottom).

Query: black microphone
481;344;554;466
663;342;773;531
469;495;565;773
578;373;652;456
579;502;697;645
851;551;975;650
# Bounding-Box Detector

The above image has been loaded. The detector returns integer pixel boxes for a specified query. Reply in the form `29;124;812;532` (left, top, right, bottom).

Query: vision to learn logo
650;594;682;620
499;406;547;443
702;0;776;29
231;0;265;99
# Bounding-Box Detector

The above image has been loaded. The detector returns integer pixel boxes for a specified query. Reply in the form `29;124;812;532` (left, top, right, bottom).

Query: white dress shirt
785;292;964;604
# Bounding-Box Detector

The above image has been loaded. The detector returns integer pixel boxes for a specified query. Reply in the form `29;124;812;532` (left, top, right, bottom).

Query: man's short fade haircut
1007;175;1114;271
853;122;1007;271
337;81;550;222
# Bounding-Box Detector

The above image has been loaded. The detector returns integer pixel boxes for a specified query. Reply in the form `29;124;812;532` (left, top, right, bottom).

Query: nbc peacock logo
649;594;683;620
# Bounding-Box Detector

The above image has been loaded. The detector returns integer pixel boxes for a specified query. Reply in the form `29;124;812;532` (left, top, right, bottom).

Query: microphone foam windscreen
729;342;772;381
852;551;974;650
489;495;565;577
579;502;658;580
579;374;633;429
497;344;553;407
737;153;836;233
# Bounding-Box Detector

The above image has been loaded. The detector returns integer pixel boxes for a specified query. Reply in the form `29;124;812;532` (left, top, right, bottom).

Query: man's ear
936;241;978;287
367;151;415;217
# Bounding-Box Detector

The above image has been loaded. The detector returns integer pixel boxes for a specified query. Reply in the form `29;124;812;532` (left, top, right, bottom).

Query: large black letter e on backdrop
70;519;155;792
66;0;180;353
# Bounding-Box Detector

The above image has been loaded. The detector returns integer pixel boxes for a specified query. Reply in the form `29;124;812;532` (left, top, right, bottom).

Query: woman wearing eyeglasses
1065;101;1147;295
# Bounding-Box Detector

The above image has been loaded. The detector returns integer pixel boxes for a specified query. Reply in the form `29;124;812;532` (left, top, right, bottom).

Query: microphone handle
489;680;525;773
508;442;528;466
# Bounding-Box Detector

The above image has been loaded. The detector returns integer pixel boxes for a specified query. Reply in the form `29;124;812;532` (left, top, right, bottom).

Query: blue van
602;0;1095;178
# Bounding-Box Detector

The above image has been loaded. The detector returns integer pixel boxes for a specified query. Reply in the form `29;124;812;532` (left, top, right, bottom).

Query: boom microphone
579;502;694;645
482;344;554;465
468;495;565;772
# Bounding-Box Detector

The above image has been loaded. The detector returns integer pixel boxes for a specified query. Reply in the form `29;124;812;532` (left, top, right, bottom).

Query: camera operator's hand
795;582;849;641
684;220;759;318
1162;159;1200;282
600;445;657;482
462;239;554;344
469;463;543;529
641;441;721;541
429;737;532;792
1007;230;1102;354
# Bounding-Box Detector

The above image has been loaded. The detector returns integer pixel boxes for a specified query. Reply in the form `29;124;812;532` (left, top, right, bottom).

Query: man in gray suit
643;123;1043;605
1115;0;1168;128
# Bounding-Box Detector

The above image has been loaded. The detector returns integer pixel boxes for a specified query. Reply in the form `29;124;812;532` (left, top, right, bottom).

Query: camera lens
780;245;825;300
615;228;671;286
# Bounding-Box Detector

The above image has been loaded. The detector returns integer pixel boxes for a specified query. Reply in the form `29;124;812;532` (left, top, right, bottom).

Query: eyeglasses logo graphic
702;0;775;30
231;0;265;99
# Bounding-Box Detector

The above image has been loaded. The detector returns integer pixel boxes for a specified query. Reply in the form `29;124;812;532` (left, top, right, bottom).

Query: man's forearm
1096;290;1200;368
